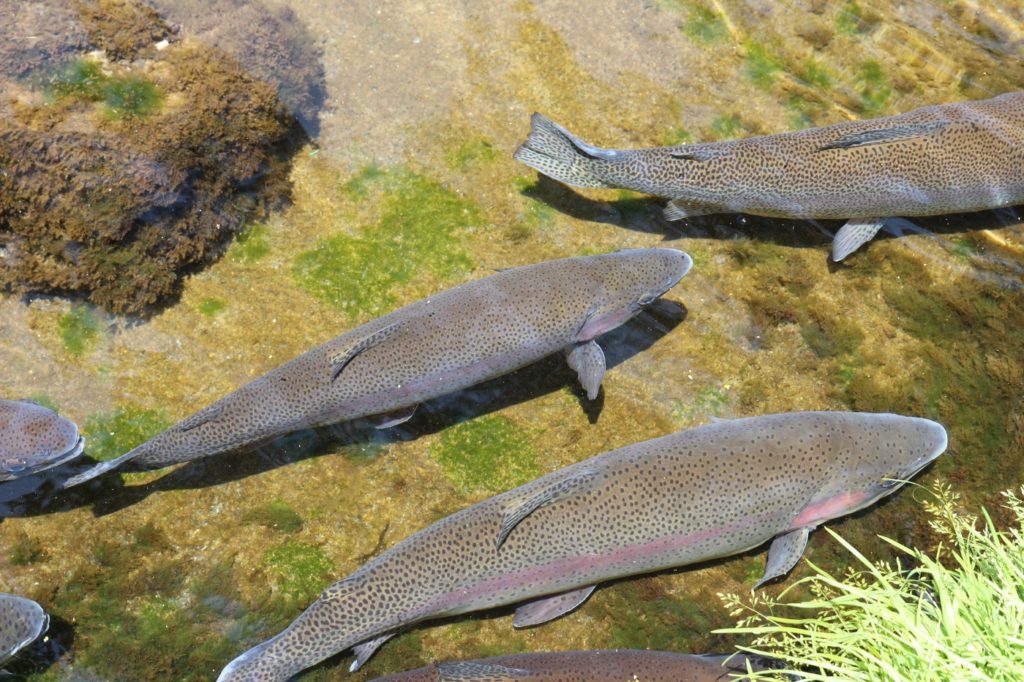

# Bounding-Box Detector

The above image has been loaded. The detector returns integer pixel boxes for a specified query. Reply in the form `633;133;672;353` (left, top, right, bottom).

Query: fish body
64;249;691;487
217;411;947;681
0;399;84;481
515;92;1024;260
370;649;781;682
0;593;48;667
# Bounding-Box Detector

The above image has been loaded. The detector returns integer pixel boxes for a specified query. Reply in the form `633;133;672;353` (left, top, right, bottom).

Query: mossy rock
429;415;540;495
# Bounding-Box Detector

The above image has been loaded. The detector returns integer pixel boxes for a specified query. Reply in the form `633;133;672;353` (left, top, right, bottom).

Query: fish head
0;594;48;667
576;248;692;340
790;414;947;529
0;400;84;480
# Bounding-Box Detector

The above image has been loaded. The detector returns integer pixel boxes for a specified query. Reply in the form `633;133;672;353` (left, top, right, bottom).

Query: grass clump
718;482;1024;681
293;168;476;319
430;415;540;494
58;305;102;356
83;405;171;461
743;42;783;89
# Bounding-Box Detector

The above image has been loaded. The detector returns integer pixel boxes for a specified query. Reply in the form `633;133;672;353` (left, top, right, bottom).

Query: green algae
855;60;892;114
58;305;102;356
197;297;227;317
230;224;272;263
446;138;499;170
45;58;106;100
672;385;732;425
800;58;833;90
293;168;477;318
430;415;540;495
100;75;162;119
743;42;783;89
683;5;728;44
26;394;58;412
836;1;872;35
9;533;46;566
83;405;171;462
710;114;747;140
661;127;694;146
244;500;304;533
263;541;334;605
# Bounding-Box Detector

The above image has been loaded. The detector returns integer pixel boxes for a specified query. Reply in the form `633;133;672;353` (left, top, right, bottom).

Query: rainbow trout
369;650;781;682
63;249;691;487
514;92;1024;260
217;411;946;681
0;594;48;667
0;399;84;481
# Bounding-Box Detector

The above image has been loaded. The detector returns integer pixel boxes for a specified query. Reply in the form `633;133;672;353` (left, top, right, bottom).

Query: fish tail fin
514;113;616;188
61;445;144;489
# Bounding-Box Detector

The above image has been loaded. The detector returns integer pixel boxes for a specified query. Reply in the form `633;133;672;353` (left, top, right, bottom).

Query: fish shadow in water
520;176;1024;257
46;298;687;516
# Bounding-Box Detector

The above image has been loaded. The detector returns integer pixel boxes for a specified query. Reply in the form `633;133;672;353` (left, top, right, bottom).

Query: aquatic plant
230;224;272;263
446;138;499;170
429;415;540;494
45;58;106;100
100;75;161;119
8;533;46;566
292;169;476;318
83;405;171;462
743;42;783;89
682;5;728;44
836;1;872;35
58;305;102;356
718;483;1024;681
661;127;694;146
263;541;334;605
197;297;227;317
710;114;746;140
855;60;892;114
244;500;304;533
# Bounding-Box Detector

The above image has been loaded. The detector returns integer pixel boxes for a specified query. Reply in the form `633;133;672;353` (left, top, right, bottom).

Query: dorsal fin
818;120;948;151
178;404;224;432
496;468;599;549
328;318;418;381
436;661;531;681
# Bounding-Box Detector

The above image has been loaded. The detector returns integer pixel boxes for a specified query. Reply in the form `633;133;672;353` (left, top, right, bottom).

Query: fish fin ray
61;448;139;488
178;404;224;432
754;527;810;589
496;469;600;549
370;404;418;429
348;632;394;672
818;121;948;151
513;113;612;188
832;218;887;261
436;662;531;681
329;320;409;381
565;341;606;400
512;584;596;627
664;199;719;221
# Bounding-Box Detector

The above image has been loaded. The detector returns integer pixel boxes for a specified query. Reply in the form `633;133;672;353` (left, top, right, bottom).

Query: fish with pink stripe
218;411;946;681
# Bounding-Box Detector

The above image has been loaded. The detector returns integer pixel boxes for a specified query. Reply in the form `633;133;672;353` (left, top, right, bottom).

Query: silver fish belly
515;92;1024;260
217;411;946;681
63;248;691;487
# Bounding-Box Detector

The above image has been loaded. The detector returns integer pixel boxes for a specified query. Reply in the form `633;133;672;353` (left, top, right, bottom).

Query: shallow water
0;0;1022;679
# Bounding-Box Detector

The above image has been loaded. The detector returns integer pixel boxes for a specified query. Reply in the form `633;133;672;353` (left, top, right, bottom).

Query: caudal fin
62;448;141;488
514;113;615;188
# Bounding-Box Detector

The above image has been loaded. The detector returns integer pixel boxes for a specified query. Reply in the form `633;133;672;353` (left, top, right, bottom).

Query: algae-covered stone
429;415;540;495
0;0;306;315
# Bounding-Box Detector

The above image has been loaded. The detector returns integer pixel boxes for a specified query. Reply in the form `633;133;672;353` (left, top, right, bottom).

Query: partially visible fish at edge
0;399;85;481
515;92;1024;260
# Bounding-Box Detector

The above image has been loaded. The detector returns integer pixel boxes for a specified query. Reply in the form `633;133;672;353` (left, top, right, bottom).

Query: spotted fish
217;411;947;681
0;399;85;481
0;594;47;667
369;649;784;681
514;92;1024;260
63;249;692;488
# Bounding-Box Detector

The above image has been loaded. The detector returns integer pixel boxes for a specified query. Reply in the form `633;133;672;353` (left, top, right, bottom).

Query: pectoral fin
565;340;605;400
832;218;887;261
329;320;409;381
369;404;418;429
512;584;596;627
437;662;530;680
348;632;394;672
664;199;718;221
754;527;810;589
496;469;599;549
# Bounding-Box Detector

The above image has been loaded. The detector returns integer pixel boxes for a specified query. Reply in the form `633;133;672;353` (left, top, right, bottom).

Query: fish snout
901;417;948;478
638;248;692;305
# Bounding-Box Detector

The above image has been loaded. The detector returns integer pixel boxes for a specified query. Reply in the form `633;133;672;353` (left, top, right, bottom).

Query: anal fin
565;340;605;400
348;632;394;672
754;527;810;589
832;218;887;261
664;199;717;221
496;469;599;549
512;584;596;627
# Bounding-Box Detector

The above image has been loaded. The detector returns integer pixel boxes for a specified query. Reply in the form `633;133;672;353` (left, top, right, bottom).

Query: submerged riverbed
1;1;1022;679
